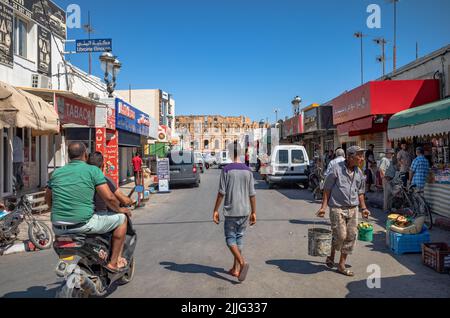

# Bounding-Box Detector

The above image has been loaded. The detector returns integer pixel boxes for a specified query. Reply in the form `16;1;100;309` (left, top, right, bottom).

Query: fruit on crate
358;222;373;230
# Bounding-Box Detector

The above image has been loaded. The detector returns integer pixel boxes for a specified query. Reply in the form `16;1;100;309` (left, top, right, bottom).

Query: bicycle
391;175;433;230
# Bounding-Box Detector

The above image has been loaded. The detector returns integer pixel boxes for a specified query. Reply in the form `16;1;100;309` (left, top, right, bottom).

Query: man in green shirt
45;142;131;272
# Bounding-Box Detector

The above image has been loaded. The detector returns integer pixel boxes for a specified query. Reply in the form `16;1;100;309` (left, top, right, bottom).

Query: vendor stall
388;97;450;218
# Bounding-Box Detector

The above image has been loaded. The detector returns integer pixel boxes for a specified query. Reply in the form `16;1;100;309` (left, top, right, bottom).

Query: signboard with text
76;39;113;53
0;3;13;68
157;158;170;193
37;26;51;76
116;98;150;136
57;95;95;126
96;128;119;187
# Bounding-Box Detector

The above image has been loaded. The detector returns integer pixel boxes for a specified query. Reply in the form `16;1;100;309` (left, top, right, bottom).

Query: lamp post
274;108;280;125
374;37;387;76
291;96;302;116
389;0;400;72
354;32;365;85
100;50;122;98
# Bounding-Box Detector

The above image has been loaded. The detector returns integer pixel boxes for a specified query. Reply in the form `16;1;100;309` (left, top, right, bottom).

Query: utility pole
83;11;95;75
354;32;365;85
416;42;419;60
390;0;399;73
374;38;387;77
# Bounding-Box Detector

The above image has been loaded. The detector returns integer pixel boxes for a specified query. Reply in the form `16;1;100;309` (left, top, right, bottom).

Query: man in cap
409;147;430;192
317;146;371;277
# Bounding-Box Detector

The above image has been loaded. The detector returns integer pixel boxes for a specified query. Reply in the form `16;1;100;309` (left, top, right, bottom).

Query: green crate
358;227;374;242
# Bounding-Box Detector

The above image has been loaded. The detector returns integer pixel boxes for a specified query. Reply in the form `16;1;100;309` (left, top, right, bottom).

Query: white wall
116;89;160;121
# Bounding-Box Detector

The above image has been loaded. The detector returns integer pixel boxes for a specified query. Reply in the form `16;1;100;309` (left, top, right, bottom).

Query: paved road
1;169;449;298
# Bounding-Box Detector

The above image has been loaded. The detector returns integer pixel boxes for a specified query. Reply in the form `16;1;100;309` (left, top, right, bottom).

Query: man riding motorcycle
45;142;131;273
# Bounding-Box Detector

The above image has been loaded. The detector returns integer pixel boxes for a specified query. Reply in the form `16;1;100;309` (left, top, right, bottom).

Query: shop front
388;97;450;218
0;82;59;198
116;98;150;184
282;114;303;144
330;80;441;160
300;104;335;160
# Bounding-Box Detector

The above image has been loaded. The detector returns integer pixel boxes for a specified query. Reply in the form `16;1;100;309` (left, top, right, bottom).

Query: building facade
175;115;268;153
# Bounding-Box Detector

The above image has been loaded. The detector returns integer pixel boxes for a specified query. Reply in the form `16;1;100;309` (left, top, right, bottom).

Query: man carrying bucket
317;146;371;277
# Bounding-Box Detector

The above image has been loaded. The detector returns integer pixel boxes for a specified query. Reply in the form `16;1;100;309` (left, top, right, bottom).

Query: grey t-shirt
219;163;256;217
323;161;366;208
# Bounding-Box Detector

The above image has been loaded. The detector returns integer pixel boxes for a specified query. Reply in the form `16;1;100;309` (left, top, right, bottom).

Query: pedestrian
325;148;346;177
379;149;395;212
324;149;334;170
365;144;376;192
409;147;430;192
317;146;371;277
397;141;412;187
245;149;250;167
213;141;257;282
132;152;143;187
13;132;24;190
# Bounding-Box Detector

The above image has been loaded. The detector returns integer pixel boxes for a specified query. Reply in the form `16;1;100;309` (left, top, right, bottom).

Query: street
1;169;449;298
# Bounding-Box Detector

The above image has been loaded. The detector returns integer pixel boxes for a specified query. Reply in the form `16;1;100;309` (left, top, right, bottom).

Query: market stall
388;97;450;218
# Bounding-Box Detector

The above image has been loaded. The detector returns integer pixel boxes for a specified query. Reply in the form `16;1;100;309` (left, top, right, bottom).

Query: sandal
337;267;354;277
105;264;127;274
228;269;239;278
238;264;250;282
326;257;336;269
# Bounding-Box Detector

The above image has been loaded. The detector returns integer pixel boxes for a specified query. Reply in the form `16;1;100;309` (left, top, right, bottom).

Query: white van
218;151;233;168
266;145;310;188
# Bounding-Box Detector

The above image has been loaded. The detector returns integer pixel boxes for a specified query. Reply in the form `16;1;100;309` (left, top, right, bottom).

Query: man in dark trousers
213;141;257;282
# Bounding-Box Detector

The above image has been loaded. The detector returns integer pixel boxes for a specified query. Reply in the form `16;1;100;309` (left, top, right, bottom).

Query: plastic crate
422;243;450;273
390;227;430;255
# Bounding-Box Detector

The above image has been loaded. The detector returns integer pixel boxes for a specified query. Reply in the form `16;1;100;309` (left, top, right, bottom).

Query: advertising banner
157;158;170;193
0;0;66;39
116;98;150;136
0;3;13;68
37;26;51;76
95;128;119;187
57;95;96;126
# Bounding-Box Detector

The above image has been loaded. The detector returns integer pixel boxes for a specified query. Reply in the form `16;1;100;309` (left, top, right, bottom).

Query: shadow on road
134;220;214;226
266;259;328;275
2;283;60;298
289;219;331;226
160;262;240;284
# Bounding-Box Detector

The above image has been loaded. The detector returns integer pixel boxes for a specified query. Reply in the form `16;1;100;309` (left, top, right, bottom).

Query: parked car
194;152;205;173
168;151;200;188
218;151;233;169
265;145;310;189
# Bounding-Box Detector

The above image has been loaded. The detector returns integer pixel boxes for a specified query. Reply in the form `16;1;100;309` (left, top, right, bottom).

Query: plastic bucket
308;228;332;257
358;227;374;242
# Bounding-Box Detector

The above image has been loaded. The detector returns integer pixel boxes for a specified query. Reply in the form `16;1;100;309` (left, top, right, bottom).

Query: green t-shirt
49;160;106;223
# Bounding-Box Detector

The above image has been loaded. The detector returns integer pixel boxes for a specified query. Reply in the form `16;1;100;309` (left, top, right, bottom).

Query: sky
57;0;450;123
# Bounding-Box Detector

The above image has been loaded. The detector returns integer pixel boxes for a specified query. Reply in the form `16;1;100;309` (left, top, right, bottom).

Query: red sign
95;128;119;187
330;80;440;125
283;115;303;137
137;114;150;127
57;96;96;126
107;105;116;130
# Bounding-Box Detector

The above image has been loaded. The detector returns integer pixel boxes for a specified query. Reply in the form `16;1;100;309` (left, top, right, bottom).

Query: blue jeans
224;216;249;250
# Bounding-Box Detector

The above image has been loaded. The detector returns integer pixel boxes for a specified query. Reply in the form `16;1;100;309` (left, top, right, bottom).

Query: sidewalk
1;176;157;256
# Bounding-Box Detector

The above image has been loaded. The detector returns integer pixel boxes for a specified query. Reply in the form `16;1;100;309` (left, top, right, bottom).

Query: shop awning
0;81;59;135
337;116;373;135
388;98;450;140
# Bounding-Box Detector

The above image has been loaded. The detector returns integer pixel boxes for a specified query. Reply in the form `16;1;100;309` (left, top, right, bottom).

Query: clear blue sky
58;0;450;123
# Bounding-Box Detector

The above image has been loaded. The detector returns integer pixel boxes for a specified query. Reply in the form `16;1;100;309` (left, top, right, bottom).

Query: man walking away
325;148;346;177
317;146;371;277
365;144;376;192
213;141;257;282
132;152;143;186
380;149;395;212
409;147;430;192
46;142;131;273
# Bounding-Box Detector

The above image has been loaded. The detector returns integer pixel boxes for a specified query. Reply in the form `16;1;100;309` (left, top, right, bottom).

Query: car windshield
168;151;194;165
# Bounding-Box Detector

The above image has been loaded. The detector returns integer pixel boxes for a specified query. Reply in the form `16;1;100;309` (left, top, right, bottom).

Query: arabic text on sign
119;103;136;120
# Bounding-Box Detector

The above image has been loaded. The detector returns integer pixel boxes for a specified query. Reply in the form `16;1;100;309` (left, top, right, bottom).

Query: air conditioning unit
89;92;100;101
31;74;52;89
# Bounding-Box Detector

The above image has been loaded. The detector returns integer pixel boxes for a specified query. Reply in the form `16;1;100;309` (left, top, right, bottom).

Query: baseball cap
347;146;366;156
386;149;395;154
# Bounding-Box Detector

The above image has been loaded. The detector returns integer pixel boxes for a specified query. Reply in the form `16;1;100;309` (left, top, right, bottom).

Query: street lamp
291;96;302;116
374;37;387;76
354;32;365;85
274;108;280;125
100;50;122;98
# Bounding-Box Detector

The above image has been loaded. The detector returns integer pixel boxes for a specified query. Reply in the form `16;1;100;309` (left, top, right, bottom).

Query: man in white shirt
380;149;395;212
325;148;346;177
13;135;24;190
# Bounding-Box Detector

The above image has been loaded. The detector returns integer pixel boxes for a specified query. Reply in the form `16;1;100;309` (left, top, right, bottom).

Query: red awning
337;116;373;135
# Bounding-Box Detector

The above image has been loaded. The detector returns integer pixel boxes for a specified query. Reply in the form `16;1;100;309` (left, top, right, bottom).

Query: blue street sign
76;39;113;53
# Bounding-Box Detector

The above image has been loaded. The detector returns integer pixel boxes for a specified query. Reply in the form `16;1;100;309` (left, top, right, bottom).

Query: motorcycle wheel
117;258;136;285
28;221;53;250
56;284;89;298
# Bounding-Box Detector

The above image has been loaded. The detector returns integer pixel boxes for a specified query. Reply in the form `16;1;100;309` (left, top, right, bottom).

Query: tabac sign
57;95;95;126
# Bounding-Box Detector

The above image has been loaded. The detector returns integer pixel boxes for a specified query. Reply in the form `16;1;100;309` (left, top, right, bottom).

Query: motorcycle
308;160;324;201
53;213;137;298
1;195;53;250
